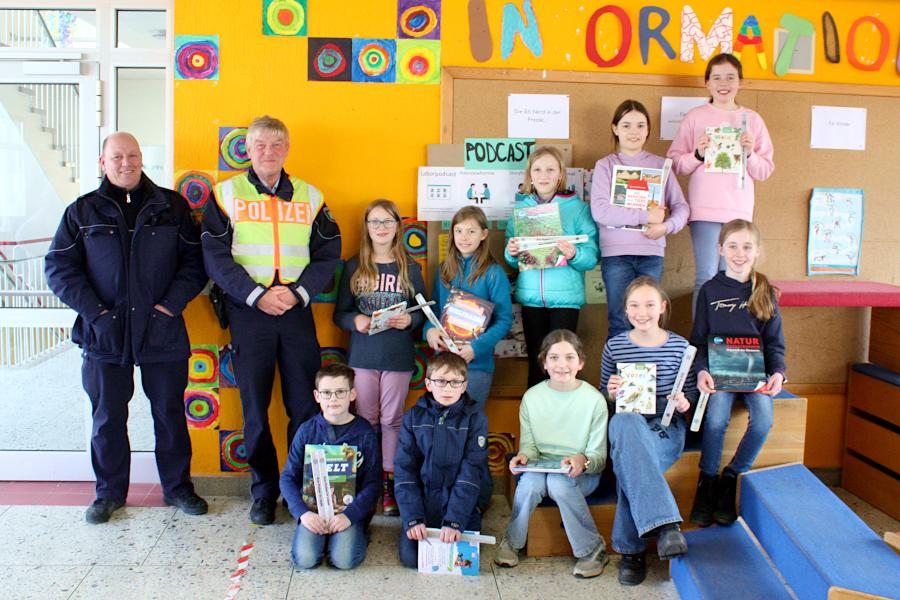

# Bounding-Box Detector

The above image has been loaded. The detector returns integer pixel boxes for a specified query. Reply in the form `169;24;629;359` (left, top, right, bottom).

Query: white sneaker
494;538;520;567
573;543;609;578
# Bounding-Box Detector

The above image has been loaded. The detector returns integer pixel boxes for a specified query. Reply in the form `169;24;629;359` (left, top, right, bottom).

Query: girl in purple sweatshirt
667;54;775;314
591;100;689;339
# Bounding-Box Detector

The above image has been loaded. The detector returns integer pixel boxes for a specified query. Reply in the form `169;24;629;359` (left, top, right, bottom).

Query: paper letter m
680;5;733;63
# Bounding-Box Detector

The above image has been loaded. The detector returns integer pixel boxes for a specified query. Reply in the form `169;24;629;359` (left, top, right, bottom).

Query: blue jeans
689;221;726;317
291;519;368;569
699;391;773;475
608;412;685;554
600;255;665;339
465;369;493;410
504;471;603;558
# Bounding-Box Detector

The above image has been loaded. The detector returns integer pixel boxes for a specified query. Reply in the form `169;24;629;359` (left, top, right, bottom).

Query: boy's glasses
366;218;398;229
317;389;350;400
427;378;467;389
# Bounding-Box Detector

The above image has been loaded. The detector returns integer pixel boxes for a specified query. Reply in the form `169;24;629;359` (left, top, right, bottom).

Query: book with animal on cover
616;362;657;414
301;444;358;514
704;126;743;174
512;203;566;271
708;335;769;392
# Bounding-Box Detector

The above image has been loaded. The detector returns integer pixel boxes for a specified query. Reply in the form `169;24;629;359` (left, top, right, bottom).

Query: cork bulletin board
430;67;900;387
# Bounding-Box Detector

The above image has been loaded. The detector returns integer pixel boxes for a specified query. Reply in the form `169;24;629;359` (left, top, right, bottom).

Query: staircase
672;463;900;599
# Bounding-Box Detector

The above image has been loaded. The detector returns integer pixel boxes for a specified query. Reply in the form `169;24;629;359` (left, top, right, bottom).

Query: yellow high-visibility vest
215;173;323;286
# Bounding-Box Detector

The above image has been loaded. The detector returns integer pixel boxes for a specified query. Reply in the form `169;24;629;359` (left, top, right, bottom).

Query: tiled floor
1;488;896;600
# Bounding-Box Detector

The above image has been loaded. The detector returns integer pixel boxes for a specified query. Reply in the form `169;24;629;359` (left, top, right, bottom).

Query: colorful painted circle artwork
410;341;433;390
175;171;214;212
487;432;516;473
263;0;307;36
184;389;220;429
219;345;237;388
314;43;347;78
397;39;440;85
402;219;426;258
174;35;219;80
218;127;250;171
320;346;348;367
220;430;250;472
188;346;219;386
358;43;391;77
399;5;438;38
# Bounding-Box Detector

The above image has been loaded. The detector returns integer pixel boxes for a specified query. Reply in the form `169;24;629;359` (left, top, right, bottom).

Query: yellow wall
175;0;900;475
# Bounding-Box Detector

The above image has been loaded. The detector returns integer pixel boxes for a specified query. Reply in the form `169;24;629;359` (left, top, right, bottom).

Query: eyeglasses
366;218;398;229
317;389;350;400
426;378;467;389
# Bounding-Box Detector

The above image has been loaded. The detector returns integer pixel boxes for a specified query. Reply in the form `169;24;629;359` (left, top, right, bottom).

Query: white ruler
691;391;711;432
661;345;697;427
415;293;461;353
425;528;496;545
738;112;748;190
310;447;334;521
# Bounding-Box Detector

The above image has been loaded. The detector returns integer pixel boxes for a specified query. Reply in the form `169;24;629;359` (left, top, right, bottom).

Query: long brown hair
351;199;415;296
623;276;671;329
522;146;568;194
440;206;496;287
718;219;778;321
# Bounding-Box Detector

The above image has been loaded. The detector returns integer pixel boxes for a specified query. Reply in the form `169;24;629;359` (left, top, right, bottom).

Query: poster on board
807;188;863;276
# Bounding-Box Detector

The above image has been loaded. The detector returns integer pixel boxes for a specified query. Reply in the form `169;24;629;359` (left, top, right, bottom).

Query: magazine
418;530;494;576
708;335;769;392
609;165;664;210
301;444;358;514
440;288;495;343
616;362;657;414
704;126;743;174
510;458;571;474
368;301;407;335
513;203;566;271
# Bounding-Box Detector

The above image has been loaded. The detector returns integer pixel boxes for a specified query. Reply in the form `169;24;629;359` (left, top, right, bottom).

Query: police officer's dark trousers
82;357;194;501
228;301;321;501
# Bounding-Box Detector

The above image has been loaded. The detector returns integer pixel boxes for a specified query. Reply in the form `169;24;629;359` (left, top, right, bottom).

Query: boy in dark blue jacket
280;364;381;570
394;353;489;568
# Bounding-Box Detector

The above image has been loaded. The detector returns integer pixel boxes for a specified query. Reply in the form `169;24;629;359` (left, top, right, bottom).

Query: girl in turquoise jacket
505;146;599;387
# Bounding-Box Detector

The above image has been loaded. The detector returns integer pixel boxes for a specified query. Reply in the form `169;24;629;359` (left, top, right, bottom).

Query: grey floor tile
7;565;90;600
0;505;10;517
69;565;291;600
364;514;403;566
0;505;174;566
286;564;502;599
831;487;899;537
492;554;678;600
143;497;295;568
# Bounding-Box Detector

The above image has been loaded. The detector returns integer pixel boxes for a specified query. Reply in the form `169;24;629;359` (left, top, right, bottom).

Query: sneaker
383;472;399;517
714;468;739;525
249;497;277;525
573;542;609;578
617;552;647;586
689;472;718;527
494;538;520;568
656;524;688;560
85;498;124;524
164;492;209;516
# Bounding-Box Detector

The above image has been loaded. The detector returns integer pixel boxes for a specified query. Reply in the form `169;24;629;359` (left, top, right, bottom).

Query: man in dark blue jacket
394;353;489;568
45;132;208;524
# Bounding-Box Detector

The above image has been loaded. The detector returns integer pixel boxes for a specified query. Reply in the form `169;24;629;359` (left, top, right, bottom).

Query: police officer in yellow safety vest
202;115;341;526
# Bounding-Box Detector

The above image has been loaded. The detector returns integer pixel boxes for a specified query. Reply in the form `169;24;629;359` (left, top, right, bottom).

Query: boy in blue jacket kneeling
394;353;489;568
280;364;381;570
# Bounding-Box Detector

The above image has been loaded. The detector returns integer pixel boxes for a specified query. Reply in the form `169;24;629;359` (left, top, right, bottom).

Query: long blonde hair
441;206;497;287
718;219;778;321
523;146;568;195
351;199;415;296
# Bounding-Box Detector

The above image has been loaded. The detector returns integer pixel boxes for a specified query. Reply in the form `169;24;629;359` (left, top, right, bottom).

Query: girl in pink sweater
667;54;774;314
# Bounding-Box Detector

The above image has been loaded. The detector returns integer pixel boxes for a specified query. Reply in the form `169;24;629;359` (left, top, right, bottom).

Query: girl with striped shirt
600;276;698;586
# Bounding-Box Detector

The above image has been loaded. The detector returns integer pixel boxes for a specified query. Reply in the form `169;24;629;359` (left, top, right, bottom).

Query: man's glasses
426;378;467;389
317;389;350;400
366;218;398;229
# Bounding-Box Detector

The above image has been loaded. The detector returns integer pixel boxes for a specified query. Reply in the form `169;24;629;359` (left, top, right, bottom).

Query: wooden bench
504;392;807;557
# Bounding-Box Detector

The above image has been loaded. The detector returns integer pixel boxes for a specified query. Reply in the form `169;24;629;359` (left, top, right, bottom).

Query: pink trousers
352;368;413;472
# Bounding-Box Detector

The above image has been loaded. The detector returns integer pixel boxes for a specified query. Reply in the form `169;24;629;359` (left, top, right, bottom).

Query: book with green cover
513;203;565;271
301;444;358;514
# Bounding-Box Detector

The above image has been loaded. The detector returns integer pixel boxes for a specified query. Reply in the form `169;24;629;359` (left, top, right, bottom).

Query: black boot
714;468;738;525
655;524;688;559
689;472;718;527
617;551;647;586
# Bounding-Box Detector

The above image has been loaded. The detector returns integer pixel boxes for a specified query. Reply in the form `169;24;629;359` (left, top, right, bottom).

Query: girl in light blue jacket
505;146;599;387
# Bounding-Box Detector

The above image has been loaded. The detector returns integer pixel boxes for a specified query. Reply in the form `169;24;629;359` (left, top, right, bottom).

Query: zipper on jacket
540;269;545;307
438;410;447;425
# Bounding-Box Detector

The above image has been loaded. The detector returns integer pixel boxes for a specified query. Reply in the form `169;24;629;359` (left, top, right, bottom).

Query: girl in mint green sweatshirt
494;330;609;579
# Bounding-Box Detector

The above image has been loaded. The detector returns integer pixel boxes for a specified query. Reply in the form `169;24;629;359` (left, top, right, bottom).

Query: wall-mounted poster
807;188;863;276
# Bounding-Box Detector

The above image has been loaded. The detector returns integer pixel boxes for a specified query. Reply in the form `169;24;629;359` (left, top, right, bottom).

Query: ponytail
748;269;778;321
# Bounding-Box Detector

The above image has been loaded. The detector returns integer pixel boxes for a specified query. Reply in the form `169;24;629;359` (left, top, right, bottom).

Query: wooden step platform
509;393;807;557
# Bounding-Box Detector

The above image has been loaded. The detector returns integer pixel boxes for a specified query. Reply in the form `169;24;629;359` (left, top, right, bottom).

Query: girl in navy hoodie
689;219;785;527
